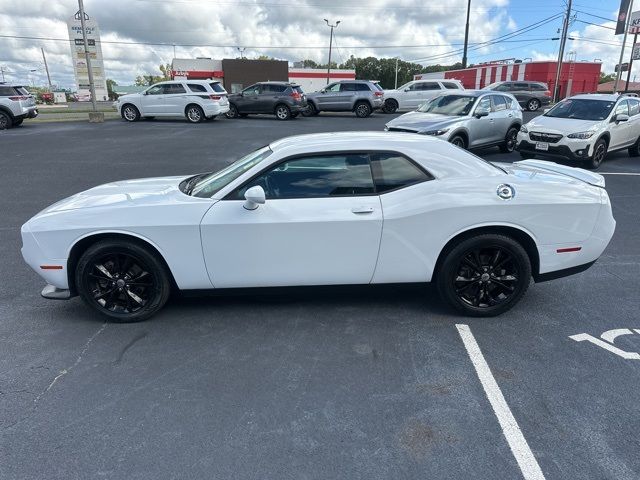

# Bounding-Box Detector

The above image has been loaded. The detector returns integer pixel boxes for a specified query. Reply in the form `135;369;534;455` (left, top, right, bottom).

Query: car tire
121;104;140;122
436;234;531;317
526;98;540;112
75;240;171;323
185;104;205;123
586;138;607;169
354;101;372;118
0;111;13;129
520;152;535;159
275;104;291;121
302;102;319;117
383;99;398;114
499;127;519;153
628;137;640;157
449;135;467;149
225;104;239;119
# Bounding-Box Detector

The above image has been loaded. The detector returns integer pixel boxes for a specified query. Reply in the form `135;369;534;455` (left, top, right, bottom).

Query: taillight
544;91;551;97
209;95;222;100
290;91;302;100
374;91;383;97
8;96;29;101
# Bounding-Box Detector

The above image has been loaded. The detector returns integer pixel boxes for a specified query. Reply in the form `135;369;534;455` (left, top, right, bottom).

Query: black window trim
222;149;434;201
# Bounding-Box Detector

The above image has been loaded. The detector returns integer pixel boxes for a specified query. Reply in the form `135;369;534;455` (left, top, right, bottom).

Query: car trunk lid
499;159;605;188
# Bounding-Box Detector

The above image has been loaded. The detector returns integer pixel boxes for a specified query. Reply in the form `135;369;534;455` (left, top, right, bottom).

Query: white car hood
38;175;190;214
526;115;601;134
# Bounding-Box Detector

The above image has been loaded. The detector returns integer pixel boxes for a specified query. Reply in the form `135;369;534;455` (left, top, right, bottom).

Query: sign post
626;11;640;91
614;0;635;93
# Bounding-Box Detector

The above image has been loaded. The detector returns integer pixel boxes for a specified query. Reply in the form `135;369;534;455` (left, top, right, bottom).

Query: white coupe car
21;132;615;322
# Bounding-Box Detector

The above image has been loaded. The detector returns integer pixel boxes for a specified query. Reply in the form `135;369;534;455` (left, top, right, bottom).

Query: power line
575;19;615;30
573;9;615;22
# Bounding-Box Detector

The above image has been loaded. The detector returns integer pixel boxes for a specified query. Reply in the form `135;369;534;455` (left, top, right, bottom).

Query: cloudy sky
0;0;631;89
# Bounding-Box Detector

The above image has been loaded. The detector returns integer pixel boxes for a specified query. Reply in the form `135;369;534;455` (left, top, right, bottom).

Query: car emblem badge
497;184;515;200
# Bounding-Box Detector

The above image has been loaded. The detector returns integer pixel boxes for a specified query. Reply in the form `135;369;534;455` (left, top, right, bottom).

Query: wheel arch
432;224;540;281
120;102;139;116
352;98;373;111
448;129;469;147
0;105;15;119
66;231;178;295
596;131;610;147
184;102;203;115
273;102;290;114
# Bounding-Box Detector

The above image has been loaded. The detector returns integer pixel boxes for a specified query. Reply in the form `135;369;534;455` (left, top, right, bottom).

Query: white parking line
456;324;546;480
600;172;640;176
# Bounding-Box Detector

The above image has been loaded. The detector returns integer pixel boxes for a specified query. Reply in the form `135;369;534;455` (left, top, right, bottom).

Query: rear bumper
203;103;230;116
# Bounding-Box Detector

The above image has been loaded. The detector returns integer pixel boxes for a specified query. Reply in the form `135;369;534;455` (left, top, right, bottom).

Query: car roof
569;93;620;101
258;81;297;85
334;80;373;83
267;131;503;180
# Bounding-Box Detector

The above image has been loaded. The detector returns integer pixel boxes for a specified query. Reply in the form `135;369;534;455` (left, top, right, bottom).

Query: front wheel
629;137;640;157
121;104;140;122
436;234;531;317
225;104;239;119
186;105;205;123
302;103;318;117
527;98;540;112
586;139;607;169
75;240;171;322
499;127;519;153
383;99;398;114
275;104;291;121
449;135;467;149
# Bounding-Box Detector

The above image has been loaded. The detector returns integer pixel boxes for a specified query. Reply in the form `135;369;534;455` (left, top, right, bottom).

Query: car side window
614;100;629;116
418;82;440;90
494;83;510;92
513;83;528;91
0;86;15;96
146;85;164;95
355;83;371;91
502;95;517;110
243;85;261;95
265;84;286;94
370;152;432;193
491;95;507;111
340;83;357;92
165;84;186;94
326;83;341;92
476;96;491;112
531;84;547;91
629;99;640;116
187;83;207;93
231;153;375;199
442;82;461;89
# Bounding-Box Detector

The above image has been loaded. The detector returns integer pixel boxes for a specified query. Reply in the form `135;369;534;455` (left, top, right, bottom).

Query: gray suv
304;80;384;118
226;82;307;121
483;81;552;111
0;83;38;129
384;90;523;153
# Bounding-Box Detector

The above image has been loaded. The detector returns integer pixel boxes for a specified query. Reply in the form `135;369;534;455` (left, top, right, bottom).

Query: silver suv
303;80;384;118
0;83;38;129
384;90;523;153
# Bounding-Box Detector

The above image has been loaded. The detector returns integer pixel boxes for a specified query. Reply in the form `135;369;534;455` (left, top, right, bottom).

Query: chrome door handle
351;207;374;214
508;114;513;117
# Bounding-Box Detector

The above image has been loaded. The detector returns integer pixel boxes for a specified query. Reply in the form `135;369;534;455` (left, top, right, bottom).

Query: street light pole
41;48;53;91
324;19;340;85
614;0;635;93
553;0;572;102
462;0;471;68
237;47;246;59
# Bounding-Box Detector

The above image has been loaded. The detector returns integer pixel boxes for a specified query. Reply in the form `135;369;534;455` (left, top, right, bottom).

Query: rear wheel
185;104;205;123
449;135;467;149
354;101;372;118
628;137;640;157
383;99;398;114
436;234;531;317
121;104;140;122
499;127;519;153
75;240;171;322
275;104;291;120
225;104;239;119
527;98;541;112
586;139;607;169
0;111;13;129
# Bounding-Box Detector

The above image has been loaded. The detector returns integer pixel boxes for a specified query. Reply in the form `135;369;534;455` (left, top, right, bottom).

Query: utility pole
552;0;572;102
77;0;99;118
625;33;638;91
462;0;471;68
324;19;340;85
41;48;52;91
395;57;399;89
615;0;635;93
0;66;5;82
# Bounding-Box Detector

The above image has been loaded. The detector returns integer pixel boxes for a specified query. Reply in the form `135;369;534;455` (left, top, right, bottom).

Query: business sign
617;0;632;35
66;11;108;101
630;11;640;33
633;43;640;60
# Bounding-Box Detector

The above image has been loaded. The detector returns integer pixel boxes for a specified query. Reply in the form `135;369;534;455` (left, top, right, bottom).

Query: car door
199;153;383;288
316;83;342;110
627;98;640;144
237;84;261;113
511;82;530;105
399;83;421;110
161;83;188;116
257;84;280;113
468;96;495;147
339;82;357;109
609;100;631;149
140;84;167;115
488;94;512;142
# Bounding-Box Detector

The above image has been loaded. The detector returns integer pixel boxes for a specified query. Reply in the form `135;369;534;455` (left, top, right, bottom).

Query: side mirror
404;88;410;92
615;113;629;123
475;109;490;118
243;185;266;210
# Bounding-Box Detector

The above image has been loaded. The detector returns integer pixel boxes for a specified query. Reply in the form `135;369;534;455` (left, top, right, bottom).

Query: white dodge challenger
21;132;615;322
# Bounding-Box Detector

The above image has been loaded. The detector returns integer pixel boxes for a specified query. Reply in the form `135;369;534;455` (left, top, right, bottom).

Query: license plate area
535;142;549;151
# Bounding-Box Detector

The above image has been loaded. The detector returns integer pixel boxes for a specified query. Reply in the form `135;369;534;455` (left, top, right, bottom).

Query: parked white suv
114;80;229;123
516;93;640;169
382;79;464;113
0;83;38;129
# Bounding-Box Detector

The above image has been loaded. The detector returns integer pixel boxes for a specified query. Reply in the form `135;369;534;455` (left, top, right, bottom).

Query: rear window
187;83;207;92
266;84;287;93
209;82;226;93
530;83;548;91
341;83;356;91
0;86;26;96
370;152;432;193
442;82;461;89
356;83;371;91
372;83;384;91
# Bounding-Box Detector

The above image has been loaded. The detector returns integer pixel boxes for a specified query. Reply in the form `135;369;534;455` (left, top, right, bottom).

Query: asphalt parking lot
1;112;640;480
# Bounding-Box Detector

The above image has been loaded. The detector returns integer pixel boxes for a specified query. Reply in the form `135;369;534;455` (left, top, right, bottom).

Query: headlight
567;131;595;139
421;128;449;136
519;124;528;133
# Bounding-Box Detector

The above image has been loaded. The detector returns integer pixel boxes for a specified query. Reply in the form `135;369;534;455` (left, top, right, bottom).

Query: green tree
106;78;117;100
159;63;172;80
599;72;616;84
135;64;172;86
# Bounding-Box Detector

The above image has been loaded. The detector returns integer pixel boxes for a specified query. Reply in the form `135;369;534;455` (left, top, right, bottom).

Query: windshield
397;81;413;90
417;94;477;116
189;146;272;198
544;99;616;121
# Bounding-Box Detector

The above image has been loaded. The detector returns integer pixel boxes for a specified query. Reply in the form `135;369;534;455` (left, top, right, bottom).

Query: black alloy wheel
302;103;318;116
383;99;398;114
354;101;372;118
0;111;12;129
527;98;540;112
500;127;519;153
587;139;607;169
449;135;467;149
76;240;170;322
437;234;531;317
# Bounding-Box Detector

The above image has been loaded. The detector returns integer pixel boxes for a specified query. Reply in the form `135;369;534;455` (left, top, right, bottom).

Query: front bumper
41;284;72;300
290;102;308;113
516;137;593;162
